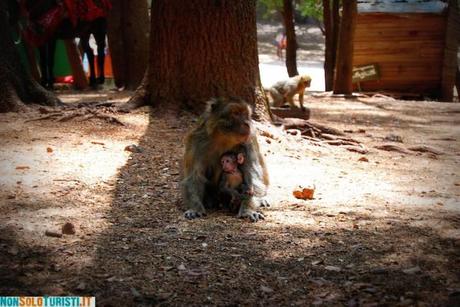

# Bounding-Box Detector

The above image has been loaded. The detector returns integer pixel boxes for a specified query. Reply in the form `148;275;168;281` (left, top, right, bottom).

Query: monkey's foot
184;210;206;220
238;210;265;222
259;198;270;208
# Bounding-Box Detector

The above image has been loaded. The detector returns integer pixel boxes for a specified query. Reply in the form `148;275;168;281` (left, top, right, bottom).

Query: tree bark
283;0;299;77
125;0;270;121
333;0;357;95
0;1;60;113
107;0;149;90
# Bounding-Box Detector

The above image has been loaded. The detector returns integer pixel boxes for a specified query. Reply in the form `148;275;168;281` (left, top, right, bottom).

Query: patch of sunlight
0;123;149;197
259;61;325;91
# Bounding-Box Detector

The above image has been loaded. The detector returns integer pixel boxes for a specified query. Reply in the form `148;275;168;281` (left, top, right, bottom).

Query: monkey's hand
237;209;264;222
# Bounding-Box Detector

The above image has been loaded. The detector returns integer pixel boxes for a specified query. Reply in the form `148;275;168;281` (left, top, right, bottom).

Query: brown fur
181;97;268;221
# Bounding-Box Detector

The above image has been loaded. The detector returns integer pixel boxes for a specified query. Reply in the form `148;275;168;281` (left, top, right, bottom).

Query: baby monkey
219;149;254;213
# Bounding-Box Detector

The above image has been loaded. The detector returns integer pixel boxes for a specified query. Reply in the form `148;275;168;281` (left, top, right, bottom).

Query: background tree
323;0;340;91
282;0;299;76
333;0;356;95
125;0;270;121
107;0;150;89
0;1;60;113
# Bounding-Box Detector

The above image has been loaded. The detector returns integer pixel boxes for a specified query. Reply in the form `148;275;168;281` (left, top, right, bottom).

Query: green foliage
297;0;323;21
257;0;323;20
257;0;283;19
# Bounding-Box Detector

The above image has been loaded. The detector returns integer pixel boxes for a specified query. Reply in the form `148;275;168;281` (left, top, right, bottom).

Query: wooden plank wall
353;13;447;96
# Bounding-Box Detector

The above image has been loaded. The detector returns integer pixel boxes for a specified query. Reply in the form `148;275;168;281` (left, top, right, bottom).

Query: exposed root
282;117;365;152
407;145;443;155
374;144;411;154
25;104;124;126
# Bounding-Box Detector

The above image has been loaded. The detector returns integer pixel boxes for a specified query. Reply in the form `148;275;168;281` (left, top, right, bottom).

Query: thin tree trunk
283;0;299;77
333;0;357;95
64;39;88;89
0;1;60;112
107;0;149;90
323;0;334;91
125;0;270;121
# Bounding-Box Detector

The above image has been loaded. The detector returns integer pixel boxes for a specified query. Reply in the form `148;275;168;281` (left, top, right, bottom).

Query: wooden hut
353;0;459;101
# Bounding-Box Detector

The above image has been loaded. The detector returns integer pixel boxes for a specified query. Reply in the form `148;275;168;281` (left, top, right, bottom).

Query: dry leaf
293;186;315;200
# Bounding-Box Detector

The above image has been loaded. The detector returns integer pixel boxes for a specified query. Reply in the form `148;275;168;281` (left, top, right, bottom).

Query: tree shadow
75;111;459;305
1;106;458;305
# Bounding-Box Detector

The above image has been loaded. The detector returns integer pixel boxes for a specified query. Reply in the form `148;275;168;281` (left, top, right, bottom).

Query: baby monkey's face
221;155;238;173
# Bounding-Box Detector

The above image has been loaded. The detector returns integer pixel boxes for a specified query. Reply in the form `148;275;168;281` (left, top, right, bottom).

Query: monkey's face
301;75;312;88
221;155;238;173
208;100;253;144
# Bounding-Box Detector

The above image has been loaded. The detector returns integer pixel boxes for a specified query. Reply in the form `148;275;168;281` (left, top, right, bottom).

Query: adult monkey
182;97;269;222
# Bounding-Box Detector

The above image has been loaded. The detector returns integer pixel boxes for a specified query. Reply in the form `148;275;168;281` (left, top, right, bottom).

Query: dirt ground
1;90;459;306
1;24;460;306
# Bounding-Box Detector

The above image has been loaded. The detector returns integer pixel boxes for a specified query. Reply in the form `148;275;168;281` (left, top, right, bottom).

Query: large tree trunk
107;0;149;90
125;0;270;121
0;2;60;113
283;0;299;77
333;0;357;95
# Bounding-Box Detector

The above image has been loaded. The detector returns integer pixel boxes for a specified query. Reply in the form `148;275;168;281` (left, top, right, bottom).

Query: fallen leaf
293;186;315;200
358;156;369;162
47;147;53;153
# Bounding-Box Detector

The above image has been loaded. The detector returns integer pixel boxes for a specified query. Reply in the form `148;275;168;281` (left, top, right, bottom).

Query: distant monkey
268;75;312;111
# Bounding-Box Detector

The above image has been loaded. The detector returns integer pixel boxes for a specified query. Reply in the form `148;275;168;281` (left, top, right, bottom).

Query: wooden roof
358;0;448;14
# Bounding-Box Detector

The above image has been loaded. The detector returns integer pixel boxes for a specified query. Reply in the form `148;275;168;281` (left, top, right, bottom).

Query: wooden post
333;0;357;95
64;39;88;90
440;0;459;102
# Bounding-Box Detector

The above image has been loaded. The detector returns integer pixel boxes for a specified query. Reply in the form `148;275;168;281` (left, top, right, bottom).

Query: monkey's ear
206;98;221;113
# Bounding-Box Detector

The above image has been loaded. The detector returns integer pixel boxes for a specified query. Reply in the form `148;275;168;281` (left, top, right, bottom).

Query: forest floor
1;24;460;306
1;91;459;306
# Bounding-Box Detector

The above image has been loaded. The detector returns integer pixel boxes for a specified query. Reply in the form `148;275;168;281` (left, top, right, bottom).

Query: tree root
25;105;124;126
282;117;366;153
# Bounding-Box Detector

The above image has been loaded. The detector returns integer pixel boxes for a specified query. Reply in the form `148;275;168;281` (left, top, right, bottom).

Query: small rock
325;265;341;272
177;263;186;271
402;266;421;275
47;147;53;153
76;282;86;291
124;144;143;153
260;285;274;293
62;222;76;235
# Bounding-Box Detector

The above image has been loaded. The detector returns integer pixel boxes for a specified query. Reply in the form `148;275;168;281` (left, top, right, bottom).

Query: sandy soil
0;24;459;306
